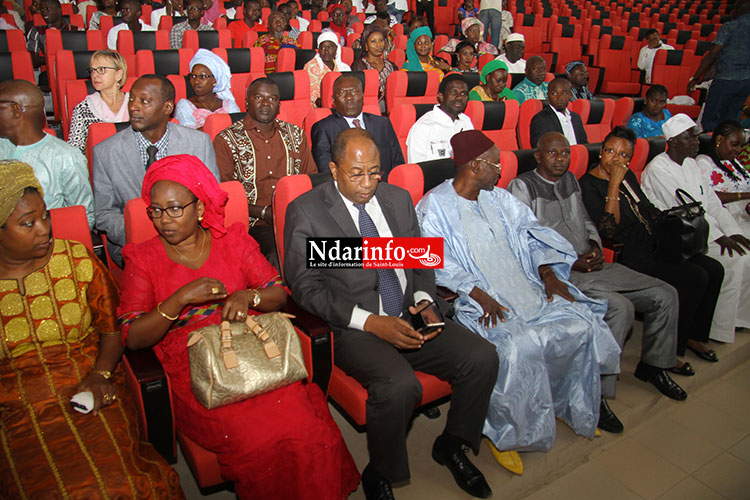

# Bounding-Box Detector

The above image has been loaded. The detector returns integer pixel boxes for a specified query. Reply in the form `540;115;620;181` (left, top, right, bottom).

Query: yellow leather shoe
484;438;523;475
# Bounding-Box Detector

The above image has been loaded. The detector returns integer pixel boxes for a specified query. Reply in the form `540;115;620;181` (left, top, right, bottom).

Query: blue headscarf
189;49;235;103
403;26;433;72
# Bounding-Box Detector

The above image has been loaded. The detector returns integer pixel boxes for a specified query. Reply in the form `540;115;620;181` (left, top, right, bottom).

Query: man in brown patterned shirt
213;77;317;266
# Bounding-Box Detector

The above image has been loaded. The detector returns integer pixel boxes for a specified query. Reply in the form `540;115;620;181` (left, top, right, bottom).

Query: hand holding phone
409;301;445;338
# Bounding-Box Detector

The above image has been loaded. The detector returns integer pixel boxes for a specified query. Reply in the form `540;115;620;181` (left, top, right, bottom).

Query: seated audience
407;13;428;33
494;32;525;73
452;40;478;73
637;28;674;84
351;24;398;112
627;84;672;138
566;61;595;101
0;80;93;227
278;3;300;40
286;0;309;30
509;132;686;417
304;32;351;108
107;0;156;50
93;75;218;266
416;130;621;468
457;0;479;32
311;75;403;178
513;55;548;103
88;0;118;30
406;73;473;162
440;17;498;56
402;26;452;75
118;156;359;500
697;121;750;233
364;0;396;25
200;0;222;25
151;0;186;29
175;49;240;129
338;0;357;27
580;126;725;372
229;0;263;48
26;0;81;70
309;0;324;20
0;161;183;499
255;11;297;73
642;114;750;343
530;77;587;148
284;128;499;500
327;3;354;44
169;0;212;49
213;78;316;264
68;50;129;155
468;59;516;101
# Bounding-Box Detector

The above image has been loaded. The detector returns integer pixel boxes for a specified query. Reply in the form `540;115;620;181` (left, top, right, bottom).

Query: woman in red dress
118;155;359;499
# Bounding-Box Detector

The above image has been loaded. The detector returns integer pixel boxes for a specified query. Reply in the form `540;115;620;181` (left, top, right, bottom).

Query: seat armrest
284;297;330;338
122;348;176;464
283;298;334;393
601;239;624;263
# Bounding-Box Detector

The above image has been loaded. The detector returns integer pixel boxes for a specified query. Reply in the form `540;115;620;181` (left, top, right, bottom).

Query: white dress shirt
495;53;526;73
336;186;432;330
637;42;674;84
552;107;578;145
406;105;474;163
107;19;156;50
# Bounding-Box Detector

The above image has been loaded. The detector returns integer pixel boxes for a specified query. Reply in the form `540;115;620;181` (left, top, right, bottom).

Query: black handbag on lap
655;189;709;262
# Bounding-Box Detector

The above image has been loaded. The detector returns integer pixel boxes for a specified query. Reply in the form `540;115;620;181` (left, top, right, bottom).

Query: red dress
118;224;359;500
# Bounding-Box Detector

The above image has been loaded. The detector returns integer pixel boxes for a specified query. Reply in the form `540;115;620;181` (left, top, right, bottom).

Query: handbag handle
674;188;700;206
220;321;240;369
244;316;281;359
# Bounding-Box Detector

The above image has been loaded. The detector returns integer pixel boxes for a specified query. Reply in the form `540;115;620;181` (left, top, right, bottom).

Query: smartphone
410;301;445;333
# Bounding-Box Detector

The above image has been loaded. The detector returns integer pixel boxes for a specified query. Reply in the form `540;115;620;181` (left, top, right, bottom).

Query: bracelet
259;205;268;220
91;369;112;380
249;289;261;308
605;196;621;202
156;301;179;321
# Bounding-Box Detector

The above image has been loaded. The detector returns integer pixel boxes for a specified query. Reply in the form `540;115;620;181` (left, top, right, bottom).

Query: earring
198;215;204;222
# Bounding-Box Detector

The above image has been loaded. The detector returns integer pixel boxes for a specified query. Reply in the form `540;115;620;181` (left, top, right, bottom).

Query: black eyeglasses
189;73;214;80
146;199;198;219
88;66;118;75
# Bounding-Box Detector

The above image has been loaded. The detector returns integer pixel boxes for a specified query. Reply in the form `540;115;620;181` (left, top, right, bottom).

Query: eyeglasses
146;199;198;219
189;73;214;80
542;149;571;159
88;66;117;75
475;157;502;173
340;169;383;183
602;147;632;160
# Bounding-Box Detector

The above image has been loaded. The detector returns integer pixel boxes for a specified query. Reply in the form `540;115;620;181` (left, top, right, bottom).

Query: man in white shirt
637;29;674;84
642;113;750;343
406;74;474;163
107;0;156;50
529;77;588;148
495;32;526;73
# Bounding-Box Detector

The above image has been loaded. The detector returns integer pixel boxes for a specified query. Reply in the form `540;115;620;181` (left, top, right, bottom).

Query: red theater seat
0;52;35;83
570;98;615;144
517;99;543;150
116;30;171;54
388;103;436;160
181;29;232;50
650;49;701;119
384;70;440;115
203;112;247;141
135;48;196;76
596;35;641;95
612;97;635;128
464;100;520;150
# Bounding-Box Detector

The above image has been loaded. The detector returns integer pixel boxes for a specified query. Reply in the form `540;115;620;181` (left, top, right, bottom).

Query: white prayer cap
506;33;525;43
662;113;697;140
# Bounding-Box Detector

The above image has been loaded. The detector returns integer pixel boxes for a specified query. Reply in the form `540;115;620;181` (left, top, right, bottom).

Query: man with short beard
566;60;596;101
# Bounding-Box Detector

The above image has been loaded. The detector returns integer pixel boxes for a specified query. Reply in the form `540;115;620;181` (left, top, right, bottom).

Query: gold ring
211;287;220;295
238;312;245;318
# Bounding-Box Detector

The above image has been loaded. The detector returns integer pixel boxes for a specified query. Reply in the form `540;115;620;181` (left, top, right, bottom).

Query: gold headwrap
0;160;44;227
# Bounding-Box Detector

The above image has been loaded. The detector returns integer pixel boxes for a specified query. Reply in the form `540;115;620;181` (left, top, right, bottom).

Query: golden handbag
187;312;308;409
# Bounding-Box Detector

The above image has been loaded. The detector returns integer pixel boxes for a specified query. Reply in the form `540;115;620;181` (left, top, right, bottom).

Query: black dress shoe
668;362;696;376
422;407;441;419
598;398;624;434
432;435;492;498
361;464;395;500
634;362;687;401
686;345;719;362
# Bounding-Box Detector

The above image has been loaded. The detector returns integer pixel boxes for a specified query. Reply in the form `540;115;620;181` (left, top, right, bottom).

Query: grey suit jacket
283;181;436;333
92;122;219;262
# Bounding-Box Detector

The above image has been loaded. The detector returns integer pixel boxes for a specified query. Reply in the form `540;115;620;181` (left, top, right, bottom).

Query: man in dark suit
311;74;404;179
284;129;498;500
529;77;588;148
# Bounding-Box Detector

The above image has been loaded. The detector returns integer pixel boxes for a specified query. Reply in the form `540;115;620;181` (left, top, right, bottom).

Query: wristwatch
250;289;261;308
91;370;112;380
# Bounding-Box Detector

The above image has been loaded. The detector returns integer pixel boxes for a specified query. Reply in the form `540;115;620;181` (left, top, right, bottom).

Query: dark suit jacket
310;110;405;179
529;105;588;148
283;181;435;333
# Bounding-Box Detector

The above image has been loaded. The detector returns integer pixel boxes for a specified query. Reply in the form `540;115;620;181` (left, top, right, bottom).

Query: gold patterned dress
0;239;183;499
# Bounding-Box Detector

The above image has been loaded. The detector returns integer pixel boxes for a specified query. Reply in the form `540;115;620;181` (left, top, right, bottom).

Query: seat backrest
514;13;544;54
278;47;316;71
0;29;27;52
387;158;456;206
385;71;441;115
49;205;94;252
581;98;615;143
125;181;249;244
157;15;187;31
464;100;520;150
597;35;634;81
117;30;171;54
182;29;232;50
550;24;583;71
569;144;589;179
388;103;435;160
0;52;35;83
645;136;667;165
320;69;381;111
630;137;649;181
241;30;259;48
203;112;247;140
612;97;634;127
517;99;544;149
212;47;265;74
513;148;538;175
87;121;131;183
135;48;196;76
302;107;331;145
497;151;519;189
651;49;696;102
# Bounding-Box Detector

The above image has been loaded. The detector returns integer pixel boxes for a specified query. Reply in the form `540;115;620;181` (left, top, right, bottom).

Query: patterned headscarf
403;26;433;71
565;60;585;74
189;49;236;103
480;59;508;84
0;160;44;226
461;17;485;39
141;155;229;237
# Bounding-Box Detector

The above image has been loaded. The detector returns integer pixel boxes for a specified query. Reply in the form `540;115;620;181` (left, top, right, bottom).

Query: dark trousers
333;319;498;483
627;254;724;356
701;78;750;132
248;224;279;271
416;0;435;32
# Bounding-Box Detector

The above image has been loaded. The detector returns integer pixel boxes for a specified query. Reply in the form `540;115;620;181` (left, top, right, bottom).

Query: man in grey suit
92;74;219;265
284;128;498;500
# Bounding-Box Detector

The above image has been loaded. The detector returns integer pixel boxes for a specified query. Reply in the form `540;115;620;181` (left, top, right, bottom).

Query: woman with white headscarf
304;31;351;108
174;49;241;129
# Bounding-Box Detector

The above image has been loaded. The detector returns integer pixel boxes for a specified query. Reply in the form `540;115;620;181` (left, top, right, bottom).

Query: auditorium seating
203;111;247;140
116;30;171;54
517;99;543;150
135;48;196;76
464;100;520;151
319;69;381;111
384;70;440;115
596;35;641;95
0;28;27;52
388;103;436;160
570;98;615;144
649;49;701;119
0;51;35;83
212;47;266;74
181;29;232;50
612;96;634;127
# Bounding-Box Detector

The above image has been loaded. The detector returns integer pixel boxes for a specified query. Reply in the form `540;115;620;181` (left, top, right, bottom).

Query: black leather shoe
361;464;395;500
598;398;624;434
686;345;719;362
634;362;687;401
668;362;696;376
432;435;492;498
422;407;441;419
